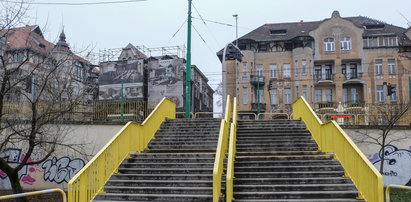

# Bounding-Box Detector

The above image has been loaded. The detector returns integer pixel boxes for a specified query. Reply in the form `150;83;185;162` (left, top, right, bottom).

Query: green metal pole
185;0;192;118
120;78;124;121
257;75;260;120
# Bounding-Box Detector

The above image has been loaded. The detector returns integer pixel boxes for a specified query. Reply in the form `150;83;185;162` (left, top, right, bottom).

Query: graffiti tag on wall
371;145;411;186
41;157;85;184
0;148;85;189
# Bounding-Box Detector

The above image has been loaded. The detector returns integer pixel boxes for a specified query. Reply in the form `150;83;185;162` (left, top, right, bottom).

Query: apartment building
219;11;411;121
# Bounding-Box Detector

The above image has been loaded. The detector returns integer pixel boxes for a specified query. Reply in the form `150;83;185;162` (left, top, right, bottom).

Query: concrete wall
344;127;411;186
0;123;123;191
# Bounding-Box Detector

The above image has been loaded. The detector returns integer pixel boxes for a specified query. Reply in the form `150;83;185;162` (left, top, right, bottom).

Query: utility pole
185;0;192;118
257;73;261;119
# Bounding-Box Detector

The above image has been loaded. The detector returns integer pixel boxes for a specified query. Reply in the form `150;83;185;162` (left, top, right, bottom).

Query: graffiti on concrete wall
370;145;411;186
0;148;85;189
41;156;85;184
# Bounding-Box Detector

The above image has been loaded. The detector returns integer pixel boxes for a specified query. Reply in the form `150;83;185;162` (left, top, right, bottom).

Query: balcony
250;75;265;86
344;72;363;84
251;103;266;111
314;73;334;84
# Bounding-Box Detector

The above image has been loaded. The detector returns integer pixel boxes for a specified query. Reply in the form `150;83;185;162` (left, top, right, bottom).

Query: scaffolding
98;45;186;63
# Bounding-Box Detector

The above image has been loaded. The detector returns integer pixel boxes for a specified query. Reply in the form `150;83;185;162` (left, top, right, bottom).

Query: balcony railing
344;72;363;81
250;75;265;86
314;73;334;83
251;103;266;111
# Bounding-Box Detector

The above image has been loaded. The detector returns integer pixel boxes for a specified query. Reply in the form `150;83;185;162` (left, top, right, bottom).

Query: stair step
234;165;344;172
235;151;323;156
235;171;345;178
234;184;357;192
118;167;213;174
236;155;330;161
143;149;216;153
124;157;215;163
94;193;212;201
120;162;215;168
110;173;212;180
234;190;359;199
103;186;212;194
234;199;364;202
235;160;340;166
234;177;353;185
237;147;318;152
106;179;213;187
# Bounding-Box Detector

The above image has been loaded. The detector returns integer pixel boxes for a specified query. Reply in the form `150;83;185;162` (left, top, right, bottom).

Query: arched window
323;38;335;52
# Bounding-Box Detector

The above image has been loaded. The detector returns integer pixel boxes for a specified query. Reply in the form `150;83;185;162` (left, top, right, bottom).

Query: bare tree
354;103;411;174
214;82;223;108
0;1;93;199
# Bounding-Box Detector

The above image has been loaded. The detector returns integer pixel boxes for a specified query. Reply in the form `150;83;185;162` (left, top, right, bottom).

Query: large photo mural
147;56;185;109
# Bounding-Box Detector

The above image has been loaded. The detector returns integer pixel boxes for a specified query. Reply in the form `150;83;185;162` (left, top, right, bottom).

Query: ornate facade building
220;11;411;123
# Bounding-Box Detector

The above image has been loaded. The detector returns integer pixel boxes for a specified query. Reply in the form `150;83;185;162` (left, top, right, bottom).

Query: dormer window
324;38;335;52
270;29;287;35
365;24;385;30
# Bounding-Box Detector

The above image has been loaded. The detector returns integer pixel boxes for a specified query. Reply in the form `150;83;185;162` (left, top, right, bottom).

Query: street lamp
233;14;238;46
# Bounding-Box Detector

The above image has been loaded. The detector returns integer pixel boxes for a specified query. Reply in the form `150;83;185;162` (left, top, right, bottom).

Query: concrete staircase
233;120;364;202
93;118;221;202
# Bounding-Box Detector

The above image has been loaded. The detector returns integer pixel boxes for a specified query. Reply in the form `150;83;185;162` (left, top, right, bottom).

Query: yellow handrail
213;95;231;202
292;97;383;202
0;188;66;202
68;98;175;202
385;184;411;202
226;97;237;202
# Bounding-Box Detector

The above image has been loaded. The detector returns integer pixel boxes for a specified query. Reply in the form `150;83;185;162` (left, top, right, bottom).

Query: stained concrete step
235;155;332;161
131;152;215;158
235;160;340;166
235;151;323;156
142;149;216;153
147;145;217;150
149;141;219;145
118;167;213;174
119;162;215;168
234;177;353;185
234;184;357;192
103;186;212;194
234;190;359;199
235;171;345;178
236;132;311;136
124;157;215;163
234;165;344;172
93;193;212;201
106;179;213;187
236;141;317;145
110;173;212;181
234;199;364;202
236;147;318;152
237;136;312;140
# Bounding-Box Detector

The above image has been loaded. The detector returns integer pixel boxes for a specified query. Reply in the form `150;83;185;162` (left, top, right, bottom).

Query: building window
390;85;397;102
269;89;278;105
351;88;358;103
326;88;332;102
383;37;397;47
375;59;383;75
340;37;352;51
294;60;298;76
258;89;264;103
324;38;335;52
363;37;378;48
283;63;290;78
256;64;263;76
296;86;299;99
242;87;248;104
302;85;308;100
388;59;396;74
242;62;247;77
284;88;291;104
343;88;348;103
377;85;384;102
269;64;277;78
315;89;322;103
302;60;307;75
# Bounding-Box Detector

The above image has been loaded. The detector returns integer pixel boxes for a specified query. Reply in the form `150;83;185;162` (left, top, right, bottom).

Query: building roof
1;25;91;65
239;15;408;43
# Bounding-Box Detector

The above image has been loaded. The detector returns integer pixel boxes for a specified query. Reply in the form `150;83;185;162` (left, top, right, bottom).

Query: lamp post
185;0;192;118
233;14;238;46
120;77;124;121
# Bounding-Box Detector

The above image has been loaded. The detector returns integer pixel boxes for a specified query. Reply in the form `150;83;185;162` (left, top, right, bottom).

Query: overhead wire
167;19;187;45
0;0;147;5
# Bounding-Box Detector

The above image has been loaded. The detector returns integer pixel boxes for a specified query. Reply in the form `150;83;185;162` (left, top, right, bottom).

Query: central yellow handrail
68;98;175;202
292;97;383;202
226;97;237;202
213;95;231;202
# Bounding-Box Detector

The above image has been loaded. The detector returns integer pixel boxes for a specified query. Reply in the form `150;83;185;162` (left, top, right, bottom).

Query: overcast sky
21;0;411;111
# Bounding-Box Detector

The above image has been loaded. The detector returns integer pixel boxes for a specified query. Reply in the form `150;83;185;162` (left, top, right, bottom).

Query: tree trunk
8;172;28;202
379;136;386;174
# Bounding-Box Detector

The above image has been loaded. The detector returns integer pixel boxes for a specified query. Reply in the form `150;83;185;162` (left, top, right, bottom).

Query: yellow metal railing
68;98;175;202
0;188;66;202
226;97;237;202
385;184;411;202
213;95;232;202
292;97;383;202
